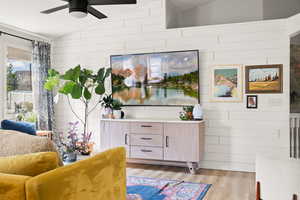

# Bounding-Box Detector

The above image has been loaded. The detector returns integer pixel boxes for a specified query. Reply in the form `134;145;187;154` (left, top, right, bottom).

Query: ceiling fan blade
88;0;136;5
88;6;108;19
41;4;69;14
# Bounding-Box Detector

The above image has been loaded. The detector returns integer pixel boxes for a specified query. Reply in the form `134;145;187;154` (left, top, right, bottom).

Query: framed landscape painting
111;50;200;106
245;65;283;93
210;65;243;102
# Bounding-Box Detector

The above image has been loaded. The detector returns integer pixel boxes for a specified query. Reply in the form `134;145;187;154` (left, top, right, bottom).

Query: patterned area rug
127;176;211;200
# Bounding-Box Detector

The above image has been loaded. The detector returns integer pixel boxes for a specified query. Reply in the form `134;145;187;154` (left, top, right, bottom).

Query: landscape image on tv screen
111;50;199;106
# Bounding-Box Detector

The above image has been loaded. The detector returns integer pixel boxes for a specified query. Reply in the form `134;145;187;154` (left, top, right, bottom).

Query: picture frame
210;64;243;102
245;64;283;94
110;50;200;106
246;95;258;109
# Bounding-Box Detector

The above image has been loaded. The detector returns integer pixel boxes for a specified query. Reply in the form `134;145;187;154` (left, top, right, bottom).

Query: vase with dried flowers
59;122;79;162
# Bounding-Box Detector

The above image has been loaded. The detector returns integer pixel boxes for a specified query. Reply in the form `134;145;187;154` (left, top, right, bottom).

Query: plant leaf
62;65;81;81
59;81;76;94
95;84;105;95
97;68;105;82
44;75;60;91
83;87;91;100
48;69;59;77
79;75;87;86
71;84;83;99
104;68;112;79
83;69;93;76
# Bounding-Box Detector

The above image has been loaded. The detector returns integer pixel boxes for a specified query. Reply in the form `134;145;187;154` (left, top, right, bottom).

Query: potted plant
112;99;124;119
59;122;79;162
101;95;114;118
179;106;194;120
44;65;111;155
101;95;124;119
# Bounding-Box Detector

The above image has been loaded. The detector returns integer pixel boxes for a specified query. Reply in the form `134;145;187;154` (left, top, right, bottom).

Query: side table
36;130;53;140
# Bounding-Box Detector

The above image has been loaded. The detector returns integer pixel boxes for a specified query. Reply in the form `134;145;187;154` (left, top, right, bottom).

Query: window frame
2;35;33;121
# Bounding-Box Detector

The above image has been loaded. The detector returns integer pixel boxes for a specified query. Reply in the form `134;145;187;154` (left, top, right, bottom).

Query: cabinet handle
141;125;152;128
141;149;152;153
166;136;169;148
141;137;152;140
125;134;128;145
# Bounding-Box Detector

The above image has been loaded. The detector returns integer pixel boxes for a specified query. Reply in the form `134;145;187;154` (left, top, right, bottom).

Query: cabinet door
100;121;111;151
164;123;200;162
109;122;130;157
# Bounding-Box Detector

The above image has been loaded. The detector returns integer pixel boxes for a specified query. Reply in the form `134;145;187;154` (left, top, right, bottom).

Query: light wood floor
127;163;256;200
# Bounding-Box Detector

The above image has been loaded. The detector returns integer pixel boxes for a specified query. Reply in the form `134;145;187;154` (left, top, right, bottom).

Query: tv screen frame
110;49;200;107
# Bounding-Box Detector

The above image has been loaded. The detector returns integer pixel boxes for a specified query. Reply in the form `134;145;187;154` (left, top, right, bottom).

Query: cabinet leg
187;162;198;174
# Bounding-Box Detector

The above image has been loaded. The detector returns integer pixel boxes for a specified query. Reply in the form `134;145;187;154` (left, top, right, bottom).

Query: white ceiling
0;0;210;39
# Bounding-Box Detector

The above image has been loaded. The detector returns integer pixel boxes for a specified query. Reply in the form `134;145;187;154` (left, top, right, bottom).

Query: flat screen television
110;50;200;106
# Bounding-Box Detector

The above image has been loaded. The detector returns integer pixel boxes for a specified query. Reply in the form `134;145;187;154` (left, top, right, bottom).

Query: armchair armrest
26;147;127;200
0;173;30;200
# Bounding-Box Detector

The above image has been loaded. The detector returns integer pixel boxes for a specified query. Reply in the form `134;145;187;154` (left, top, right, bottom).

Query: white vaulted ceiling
0;0;138;38
0;0;210;39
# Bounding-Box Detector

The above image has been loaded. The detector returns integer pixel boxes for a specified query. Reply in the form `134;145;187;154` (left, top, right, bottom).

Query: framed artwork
111;50;199;106
245;64;283;94
210;65;243;102
247;95;258;109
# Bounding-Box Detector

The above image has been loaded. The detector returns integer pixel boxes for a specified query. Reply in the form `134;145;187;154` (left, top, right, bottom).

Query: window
5;47;36;123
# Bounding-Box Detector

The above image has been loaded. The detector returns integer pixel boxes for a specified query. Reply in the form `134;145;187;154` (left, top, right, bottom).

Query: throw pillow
1;120;36;135
0;152;59;177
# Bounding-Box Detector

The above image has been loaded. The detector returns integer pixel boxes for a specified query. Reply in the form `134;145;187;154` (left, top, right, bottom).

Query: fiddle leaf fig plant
44;65;111;153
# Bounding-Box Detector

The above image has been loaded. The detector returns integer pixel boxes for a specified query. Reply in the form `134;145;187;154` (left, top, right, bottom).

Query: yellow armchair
0;147;127;200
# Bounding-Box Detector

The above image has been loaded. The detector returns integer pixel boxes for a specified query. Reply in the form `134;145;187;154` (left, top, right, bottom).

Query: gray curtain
32;41;54;131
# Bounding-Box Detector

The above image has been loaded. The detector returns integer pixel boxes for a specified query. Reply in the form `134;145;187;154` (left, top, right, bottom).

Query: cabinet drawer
130;122;163;135
131;146;163;160
130;134;163;147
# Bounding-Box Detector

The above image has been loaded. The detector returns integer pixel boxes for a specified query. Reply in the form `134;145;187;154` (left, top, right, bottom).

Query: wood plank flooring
127;163;256;200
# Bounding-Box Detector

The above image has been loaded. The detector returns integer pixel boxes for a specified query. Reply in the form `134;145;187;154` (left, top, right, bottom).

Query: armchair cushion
0;152;59;177
26;147;127;200
0;129;63;166
0;173;30;200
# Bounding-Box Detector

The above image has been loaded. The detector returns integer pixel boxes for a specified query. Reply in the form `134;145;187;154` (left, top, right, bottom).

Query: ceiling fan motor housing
69;0;88;14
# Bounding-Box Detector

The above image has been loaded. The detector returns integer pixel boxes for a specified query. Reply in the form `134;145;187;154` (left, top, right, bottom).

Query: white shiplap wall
52;0;290;172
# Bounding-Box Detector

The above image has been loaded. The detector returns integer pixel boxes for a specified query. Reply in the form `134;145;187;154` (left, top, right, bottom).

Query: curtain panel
32;41;55;132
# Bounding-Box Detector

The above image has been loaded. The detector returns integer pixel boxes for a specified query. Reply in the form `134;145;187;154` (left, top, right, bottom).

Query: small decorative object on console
112;99;125;119
179;106;194;120
101;95;124;119
101;95;114;118
193;104;203;120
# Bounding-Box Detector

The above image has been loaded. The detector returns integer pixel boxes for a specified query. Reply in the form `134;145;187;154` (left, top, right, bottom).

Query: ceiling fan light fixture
70;11;88;18
69;0;88;18
40;0;137;20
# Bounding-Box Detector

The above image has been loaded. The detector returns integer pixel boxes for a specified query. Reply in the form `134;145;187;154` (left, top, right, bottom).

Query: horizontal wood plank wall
52;0;290;172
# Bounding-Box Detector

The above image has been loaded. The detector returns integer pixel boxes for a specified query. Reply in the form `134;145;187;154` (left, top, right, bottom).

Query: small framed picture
247;95;258;109
245;64;283;94
210;64;243;102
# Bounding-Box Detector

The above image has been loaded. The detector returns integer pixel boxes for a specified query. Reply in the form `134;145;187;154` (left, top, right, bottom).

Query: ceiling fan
41;0;137;19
